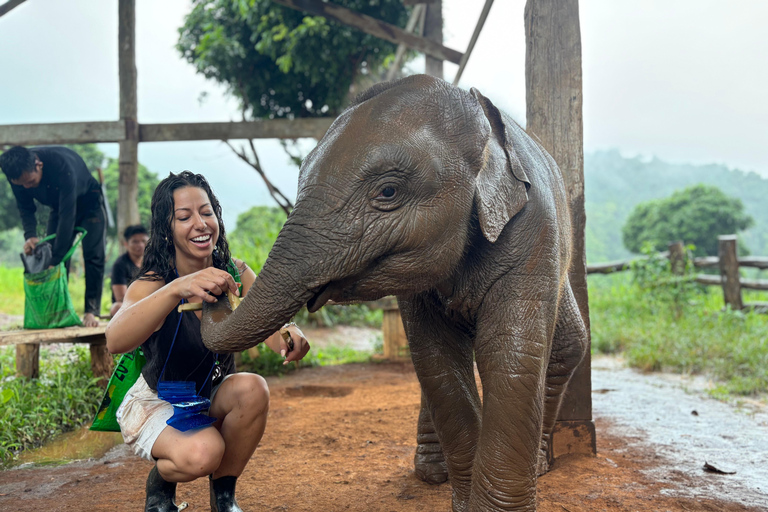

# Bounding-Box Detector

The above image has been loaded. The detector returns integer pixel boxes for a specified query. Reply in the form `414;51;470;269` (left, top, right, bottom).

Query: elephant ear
470;88;530;243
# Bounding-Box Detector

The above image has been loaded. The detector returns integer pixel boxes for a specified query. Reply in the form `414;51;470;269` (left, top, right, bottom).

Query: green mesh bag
90;347;146;432
23;228;86;330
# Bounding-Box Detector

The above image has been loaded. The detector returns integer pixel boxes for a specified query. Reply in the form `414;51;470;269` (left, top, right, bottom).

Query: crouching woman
106;171;310;512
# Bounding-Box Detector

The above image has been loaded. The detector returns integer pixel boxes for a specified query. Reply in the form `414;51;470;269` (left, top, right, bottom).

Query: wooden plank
271;0;462;64
0;326;107;347
694;256;768;270
695;274;768;291
139;118;335;142
0;0;27;18
0;121;126;145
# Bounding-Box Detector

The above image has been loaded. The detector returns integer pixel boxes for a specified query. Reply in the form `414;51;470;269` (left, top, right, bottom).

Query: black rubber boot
145;465;183;512
210;475;243;512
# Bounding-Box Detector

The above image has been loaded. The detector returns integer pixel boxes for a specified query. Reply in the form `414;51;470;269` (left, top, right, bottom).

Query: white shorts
116;373;231;461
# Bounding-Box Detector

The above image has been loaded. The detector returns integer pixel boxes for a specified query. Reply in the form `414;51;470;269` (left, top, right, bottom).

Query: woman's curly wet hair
137;171;231;282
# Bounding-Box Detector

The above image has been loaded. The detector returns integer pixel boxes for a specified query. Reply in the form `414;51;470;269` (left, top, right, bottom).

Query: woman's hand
170;267;240;303
281;323;311;365
264;324;311;365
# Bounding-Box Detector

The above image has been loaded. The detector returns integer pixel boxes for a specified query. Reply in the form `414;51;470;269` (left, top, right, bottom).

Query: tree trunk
525;0;594;454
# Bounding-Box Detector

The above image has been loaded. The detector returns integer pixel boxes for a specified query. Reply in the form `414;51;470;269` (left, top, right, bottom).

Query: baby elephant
202;74;588;511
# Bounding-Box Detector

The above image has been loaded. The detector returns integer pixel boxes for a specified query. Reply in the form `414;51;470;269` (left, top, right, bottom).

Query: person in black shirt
0;145;106;327
110;224;149;317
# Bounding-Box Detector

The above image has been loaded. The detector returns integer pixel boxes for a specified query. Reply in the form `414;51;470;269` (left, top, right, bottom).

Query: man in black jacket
0;145;106;327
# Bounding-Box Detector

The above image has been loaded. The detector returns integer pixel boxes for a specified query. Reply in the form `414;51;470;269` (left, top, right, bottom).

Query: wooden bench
0;325;113;384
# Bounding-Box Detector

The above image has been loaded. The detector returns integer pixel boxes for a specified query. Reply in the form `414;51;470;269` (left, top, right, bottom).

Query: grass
589;271;768;396
0;345;103;467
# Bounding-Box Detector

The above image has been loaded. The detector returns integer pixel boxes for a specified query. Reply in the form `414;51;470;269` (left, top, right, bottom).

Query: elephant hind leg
539;281;588;474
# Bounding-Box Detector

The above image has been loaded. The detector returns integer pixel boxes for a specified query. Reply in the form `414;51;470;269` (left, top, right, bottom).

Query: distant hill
585;150;768;263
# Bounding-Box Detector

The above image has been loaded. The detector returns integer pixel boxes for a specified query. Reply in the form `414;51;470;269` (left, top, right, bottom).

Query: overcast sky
1;0;766;229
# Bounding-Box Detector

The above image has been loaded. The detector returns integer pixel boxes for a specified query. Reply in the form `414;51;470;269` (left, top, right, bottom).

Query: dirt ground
1;347;764;512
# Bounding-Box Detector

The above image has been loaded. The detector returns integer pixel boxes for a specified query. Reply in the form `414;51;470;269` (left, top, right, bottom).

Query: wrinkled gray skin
202;74;588;512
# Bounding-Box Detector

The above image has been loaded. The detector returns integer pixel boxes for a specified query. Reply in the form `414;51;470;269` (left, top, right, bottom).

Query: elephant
201;74;588;512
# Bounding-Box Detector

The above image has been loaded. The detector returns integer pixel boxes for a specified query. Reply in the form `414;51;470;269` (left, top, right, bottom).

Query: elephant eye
378;186;396;199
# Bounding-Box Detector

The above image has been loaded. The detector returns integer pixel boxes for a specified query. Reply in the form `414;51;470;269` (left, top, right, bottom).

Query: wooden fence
587;235;768;312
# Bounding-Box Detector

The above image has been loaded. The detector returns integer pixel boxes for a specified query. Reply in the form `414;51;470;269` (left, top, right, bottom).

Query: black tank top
141;298;235;398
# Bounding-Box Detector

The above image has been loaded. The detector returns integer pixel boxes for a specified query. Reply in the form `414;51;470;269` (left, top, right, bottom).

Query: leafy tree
622;184;754;257
177;0;411;120
177;0;412;212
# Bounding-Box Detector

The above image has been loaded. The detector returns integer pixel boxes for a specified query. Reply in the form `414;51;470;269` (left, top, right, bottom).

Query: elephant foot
414;432;448;484
536;447;550;476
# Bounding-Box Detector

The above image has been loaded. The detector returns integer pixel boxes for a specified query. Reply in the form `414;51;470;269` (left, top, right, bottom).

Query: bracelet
279;323;296;351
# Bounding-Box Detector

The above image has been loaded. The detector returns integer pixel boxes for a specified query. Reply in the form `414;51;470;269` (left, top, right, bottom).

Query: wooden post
668;240;686;275
718;235;743;310
118;0;140;237
382;302;409;360
89;344;114;387
15;344;39;379
423;0;443;79
525;0;595;456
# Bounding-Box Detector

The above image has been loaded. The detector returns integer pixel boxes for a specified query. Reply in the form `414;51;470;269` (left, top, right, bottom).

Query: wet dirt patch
282;384;353;398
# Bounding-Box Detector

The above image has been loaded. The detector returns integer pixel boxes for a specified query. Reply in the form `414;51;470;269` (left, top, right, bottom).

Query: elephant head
201;74;533;352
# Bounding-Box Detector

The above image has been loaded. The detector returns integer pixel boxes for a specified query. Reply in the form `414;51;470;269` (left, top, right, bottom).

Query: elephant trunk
200;220;325;353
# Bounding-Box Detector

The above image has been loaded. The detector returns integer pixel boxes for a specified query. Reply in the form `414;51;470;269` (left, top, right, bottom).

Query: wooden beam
453;0;495;86
140;118;335;142
0;0;27;18
385;4;425;81
118;0;140;237
0;326;107;347
0;121;126;145
270;0;462;64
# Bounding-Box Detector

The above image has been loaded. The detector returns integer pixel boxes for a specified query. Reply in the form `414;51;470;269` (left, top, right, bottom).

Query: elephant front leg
414;391;449;484
470;298;558;512
400;294;480;511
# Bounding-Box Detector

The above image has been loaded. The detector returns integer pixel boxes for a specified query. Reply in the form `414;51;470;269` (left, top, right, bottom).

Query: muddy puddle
13;425;123;468
592;355;768;508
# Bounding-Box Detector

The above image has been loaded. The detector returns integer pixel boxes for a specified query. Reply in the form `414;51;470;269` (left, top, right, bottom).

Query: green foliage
622;184;753;257
585;151;768;262
228;205;287;274
629;242;705;318
177;0;411;119
0;346;103;466
590;272;768;396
